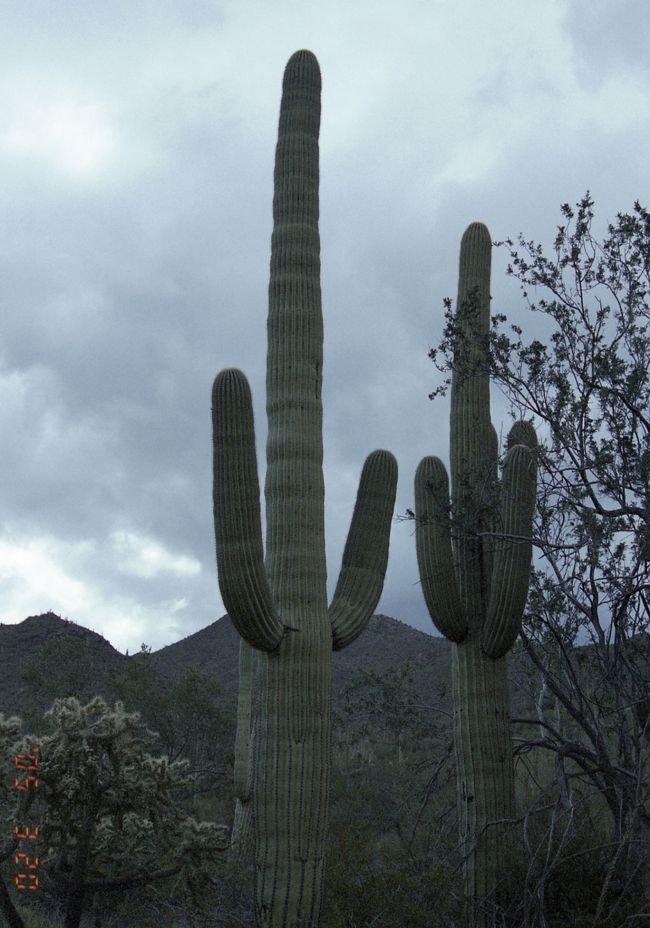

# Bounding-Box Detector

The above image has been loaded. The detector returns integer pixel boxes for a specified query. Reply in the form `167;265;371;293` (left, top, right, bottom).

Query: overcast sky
0;0;648;655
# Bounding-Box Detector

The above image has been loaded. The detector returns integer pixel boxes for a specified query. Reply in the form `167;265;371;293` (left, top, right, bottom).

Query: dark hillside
0;611;453;726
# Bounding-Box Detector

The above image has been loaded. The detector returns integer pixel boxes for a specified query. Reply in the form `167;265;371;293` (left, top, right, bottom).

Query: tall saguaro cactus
415;223;537;925
212;50;397;927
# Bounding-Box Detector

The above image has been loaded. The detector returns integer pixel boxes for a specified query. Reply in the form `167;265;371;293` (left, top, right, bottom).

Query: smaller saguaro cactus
212;50;397;927
415;222;537;926
230;639;254;861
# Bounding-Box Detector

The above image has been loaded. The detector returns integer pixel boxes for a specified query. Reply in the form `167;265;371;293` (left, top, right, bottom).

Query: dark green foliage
109;648;236;815
0;695;230;928
16;630;237;825
323;817;463;927
326;662;460;927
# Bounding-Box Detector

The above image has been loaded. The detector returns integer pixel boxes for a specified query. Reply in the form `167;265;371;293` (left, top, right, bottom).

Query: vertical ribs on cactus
212;50;397;927
230;639;255;861
415;222;537;923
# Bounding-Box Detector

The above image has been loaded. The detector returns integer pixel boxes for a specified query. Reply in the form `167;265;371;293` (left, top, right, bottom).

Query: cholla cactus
212;50;397;927
415;223;537;925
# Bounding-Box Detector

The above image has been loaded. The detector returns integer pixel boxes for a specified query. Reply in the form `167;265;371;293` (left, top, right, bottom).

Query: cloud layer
1;0;648;653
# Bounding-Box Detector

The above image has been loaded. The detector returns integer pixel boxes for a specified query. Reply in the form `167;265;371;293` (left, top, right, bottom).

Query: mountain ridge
0;611;451;729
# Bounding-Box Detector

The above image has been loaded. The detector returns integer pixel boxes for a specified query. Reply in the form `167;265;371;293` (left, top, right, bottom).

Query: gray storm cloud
0;0;647;653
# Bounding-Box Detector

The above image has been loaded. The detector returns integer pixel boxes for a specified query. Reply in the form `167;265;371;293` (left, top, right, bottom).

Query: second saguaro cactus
230;639;255;861
212;51;397;927
415;223;537;925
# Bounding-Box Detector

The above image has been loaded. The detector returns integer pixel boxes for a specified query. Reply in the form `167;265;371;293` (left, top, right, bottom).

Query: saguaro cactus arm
329;449;398;650
414;455;468;642
212;368;283;652
483;423;538;658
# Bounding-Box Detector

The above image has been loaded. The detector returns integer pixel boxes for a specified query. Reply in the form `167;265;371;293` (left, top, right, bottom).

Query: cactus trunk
453;634;515;922
415;223;537;926
212;50;397;927
230;639;254;862
256;51;330;924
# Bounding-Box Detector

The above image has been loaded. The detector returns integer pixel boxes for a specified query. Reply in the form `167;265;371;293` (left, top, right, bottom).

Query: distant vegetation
1;605;647;925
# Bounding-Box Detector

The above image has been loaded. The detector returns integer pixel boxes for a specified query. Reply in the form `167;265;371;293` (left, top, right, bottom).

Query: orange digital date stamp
14;746;41;892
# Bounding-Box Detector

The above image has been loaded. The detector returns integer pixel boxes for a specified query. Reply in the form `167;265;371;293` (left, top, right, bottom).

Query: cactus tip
507;419;538;450
284;49;321;90
462;221;492;247
212;368;250;404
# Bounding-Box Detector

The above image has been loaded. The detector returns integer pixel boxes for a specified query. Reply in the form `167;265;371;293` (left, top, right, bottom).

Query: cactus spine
212;50;397;927
415;223;537;925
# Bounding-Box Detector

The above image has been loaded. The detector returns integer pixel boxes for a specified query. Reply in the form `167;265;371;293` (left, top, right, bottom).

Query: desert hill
0;611;452;733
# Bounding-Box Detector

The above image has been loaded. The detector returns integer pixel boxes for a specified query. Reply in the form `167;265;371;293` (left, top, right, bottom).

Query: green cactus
230;639;254;861
415;222;537;925
212;50;397;927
